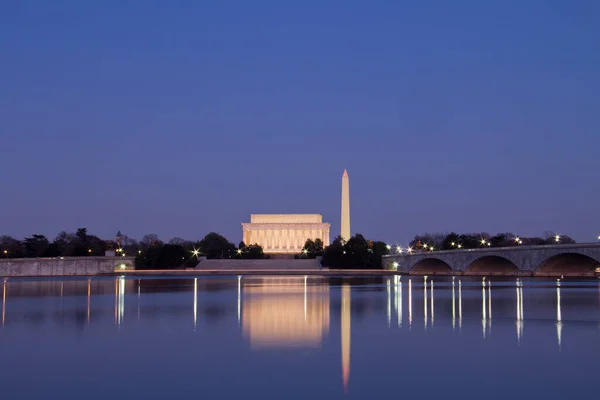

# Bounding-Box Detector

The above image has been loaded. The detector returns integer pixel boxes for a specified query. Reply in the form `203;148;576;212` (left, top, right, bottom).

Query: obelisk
341;169;350;240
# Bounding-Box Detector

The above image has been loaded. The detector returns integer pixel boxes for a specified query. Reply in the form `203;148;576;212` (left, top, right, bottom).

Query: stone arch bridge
382;243;600;276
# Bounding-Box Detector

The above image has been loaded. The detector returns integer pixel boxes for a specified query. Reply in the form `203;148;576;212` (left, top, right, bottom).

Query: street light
554;234;561;243
457;244;462;249
480;239;487;246
407;246;413;254
386;244;391;251
396;246;403;254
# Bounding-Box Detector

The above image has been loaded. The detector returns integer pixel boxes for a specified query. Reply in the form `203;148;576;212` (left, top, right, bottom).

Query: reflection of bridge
383;243;600;276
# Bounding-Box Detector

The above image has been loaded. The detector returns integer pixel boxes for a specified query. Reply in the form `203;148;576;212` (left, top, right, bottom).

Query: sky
1;0;599;245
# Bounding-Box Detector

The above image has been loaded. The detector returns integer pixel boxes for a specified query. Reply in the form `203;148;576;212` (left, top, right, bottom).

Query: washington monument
341;169;350;240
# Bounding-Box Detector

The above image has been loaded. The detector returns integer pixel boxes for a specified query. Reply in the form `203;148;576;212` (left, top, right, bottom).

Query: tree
141;234;162;249
441;232;460;250
301;238;324;258
243;244;265;259
322;236;346;268
53;231;77;256
198;232;236;259
369;240;389;269
0;235;24;258
24;234;50;257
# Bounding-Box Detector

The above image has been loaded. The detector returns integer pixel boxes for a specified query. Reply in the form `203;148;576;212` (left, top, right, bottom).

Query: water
1;275;599;399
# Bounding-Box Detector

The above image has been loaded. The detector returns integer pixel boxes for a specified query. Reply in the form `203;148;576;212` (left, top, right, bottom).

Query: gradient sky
1;1;599;245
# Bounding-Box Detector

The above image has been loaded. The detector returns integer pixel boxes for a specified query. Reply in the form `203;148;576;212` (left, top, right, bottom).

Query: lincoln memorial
241;214;330;254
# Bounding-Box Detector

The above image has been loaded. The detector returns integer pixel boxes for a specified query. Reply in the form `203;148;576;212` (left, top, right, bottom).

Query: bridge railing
383;242;600;257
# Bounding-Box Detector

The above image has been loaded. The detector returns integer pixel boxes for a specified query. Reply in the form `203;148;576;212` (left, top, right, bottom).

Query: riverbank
0;256;135;277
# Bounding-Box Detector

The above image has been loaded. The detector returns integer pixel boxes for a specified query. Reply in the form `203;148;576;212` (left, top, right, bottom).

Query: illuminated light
192;249;200;256
386;245;391;250
88;249;92;253
396;246;402;254
121;253;126;257
597;235;600;241
303;249;308;255
429;246;434;252
514;237;521;243
407;246;413;254
480;239;486;245
392;261;399;270
457;244;463;249
343;251;346;255
2;250;7;255
487;242;491;247
451;242;456;247
555;234;560;243
138;250;142;254
119;264;127;270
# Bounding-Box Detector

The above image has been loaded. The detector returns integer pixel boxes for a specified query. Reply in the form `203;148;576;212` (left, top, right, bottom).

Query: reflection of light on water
458;280;462;331
430;280;434;326
114;276;125;326
557;282;562;350
342;284;351;394
118;276;125;325
304;275;308;321
482;278;487;338
452;278;456;330
488;281;492;319
408;279;412;329
516;280;524;343
242;277;330;349
238;275;241;324
423;277;428;330
194;278;198;330
87;278;91;324
395;276;402;327
488;281;492;334
137;279;141;320
2;278;6;328
387;278;391;327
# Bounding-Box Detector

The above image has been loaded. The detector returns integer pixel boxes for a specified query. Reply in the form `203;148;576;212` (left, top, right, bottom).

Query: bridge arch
464;255;519;276
535;252;600;277
410;258;453;275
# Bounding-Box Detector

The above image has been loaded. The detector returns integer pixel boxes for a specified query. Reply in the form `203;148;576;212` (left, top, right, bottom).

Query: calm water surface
1;275;599;399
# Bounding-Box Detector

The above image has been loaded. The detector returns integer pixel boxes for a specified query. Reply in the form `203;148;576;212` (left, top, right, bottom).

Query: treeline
322;235;389;269
408;231;576;251
0;229;110;258
0;230;268;269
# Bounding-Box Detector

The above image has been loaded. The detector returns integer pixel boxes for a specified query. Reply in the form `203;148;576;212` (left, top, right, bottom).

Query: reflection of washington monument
241;277;330;349
341;283;351;393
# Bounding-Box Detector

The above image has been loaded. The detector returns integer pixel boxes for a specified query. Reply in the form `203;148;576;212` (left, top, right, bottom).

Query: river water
0;275;598;399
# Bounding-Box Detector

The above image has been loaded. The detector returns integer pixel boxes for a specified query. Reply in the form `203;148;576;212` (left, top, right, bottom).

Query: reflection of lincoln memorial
241;277;330;348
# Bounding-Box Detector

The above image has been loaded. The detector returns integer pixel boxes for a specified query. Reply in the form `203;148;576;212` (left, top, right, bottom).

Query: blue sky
1;0;599;245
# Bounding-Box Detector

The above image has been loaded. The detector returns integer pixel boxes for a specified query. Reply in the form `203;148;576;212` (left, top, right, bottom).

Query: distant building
241;214;330;254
